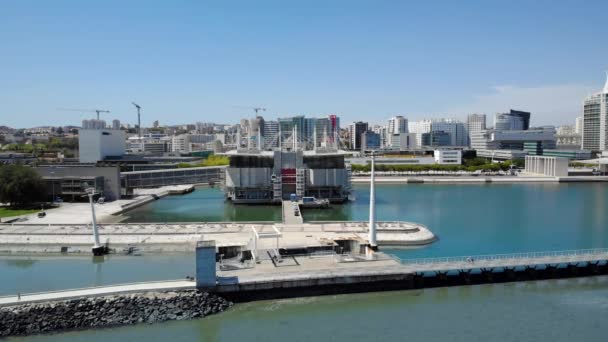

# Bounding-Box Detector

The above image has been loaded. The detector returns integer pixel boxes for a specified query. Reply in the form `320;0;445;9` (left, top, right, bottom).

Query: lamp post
86;187;105;256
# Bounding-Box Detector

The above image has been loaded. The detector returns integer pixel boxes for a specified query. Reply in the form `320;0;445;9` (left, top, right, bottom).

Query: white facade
388;116;408;134
582;73;608;152
434;150;462;165
408;119;466;147
171;134;190;152
575;116;584;135
524;156;568;177
387;133;418;150
78;129;126;163
467;114;486;146
408;120;432;146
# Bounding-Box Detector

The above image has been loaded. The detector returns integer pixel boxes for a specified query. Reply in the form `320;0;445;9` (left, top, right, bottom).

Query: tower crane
58;108;110;120
232;105;267;116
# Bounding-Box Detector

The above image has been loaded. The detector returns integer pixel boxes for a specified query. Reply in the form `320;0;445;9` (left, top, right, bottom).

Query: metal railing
400;248;608;265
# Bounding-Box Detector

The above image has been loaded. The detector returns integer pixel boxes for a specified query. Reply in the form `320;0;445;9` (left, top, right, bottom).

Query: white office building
78;129;126;163
434;149;462;165
387;133;418;151
388;116;408;134
466;114;486;146
582;72;608;152
408;119;467;147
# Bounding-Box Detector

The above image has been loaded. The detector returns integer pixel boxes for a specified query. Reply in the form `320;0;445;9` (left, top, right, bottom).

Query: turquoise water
123;187;282;222
4;183;608;341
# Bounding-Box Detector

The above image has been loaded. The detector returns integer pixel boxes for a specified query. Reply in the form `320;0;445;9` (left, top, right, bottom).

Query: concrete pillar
196;240;217;289
88;192;104;256
368;153;377;249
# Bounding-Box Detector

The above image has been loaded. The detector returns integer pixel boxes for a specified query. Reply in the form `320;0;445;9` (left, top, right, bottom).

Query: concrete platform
0;221;436;254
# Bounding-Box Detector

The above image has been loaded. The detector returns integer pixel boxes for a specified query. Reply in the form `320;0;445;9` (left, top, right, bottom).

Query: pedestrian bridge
121;166;225;191
399;249;608;273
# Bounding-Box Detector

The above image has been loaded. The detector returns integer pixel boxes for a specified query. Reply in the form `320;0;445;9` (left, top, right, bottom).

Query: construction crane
132;102;142;139
57;108;110;120
233;105;267;116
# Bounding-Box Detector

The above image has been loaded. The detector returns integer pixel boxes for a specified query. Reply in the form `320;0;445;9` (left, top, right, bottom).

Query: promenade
3;249;608;307
0;280;195;307
0;221;436;254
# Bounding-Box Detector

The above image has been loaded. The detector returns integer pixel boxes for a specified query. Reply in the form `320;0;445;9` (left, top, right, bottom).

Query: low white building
78;129;126;163
434;150;462;165
524;155;569;177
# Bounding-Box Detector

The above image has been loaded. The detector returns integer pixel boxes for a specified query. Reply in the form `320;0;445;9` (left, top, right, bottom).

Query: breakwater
0;290;231;338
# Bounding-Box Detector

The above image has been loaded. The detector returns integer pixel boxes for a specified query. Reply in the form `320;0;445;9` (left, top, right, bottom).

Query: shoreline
351;175;608;184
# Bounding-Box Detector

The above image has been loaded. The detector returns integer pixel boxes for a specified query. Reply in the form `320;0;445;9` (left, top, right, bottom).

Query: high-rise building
349;121;368;150
81;119;107;130
466;114;486;146
112;119;121;130
153;120;159;128
409;119;466;147
494;110;531;131
582;73;608;152
361;130;381;151
495;113;524;131
388;116;408;134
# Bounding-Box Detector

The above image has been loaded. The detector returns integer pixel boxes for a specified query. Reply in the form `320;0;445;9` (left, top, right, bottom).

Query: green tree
0;165;47;207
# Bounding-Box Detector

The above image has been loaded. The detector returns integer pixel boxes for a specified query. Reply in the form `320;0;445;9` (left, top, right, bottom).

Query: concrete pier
0;221;436;254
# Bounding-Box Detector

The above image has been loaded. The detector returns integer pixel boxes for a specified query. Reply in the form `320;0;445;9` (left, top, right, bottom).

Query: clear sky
1;0;607;128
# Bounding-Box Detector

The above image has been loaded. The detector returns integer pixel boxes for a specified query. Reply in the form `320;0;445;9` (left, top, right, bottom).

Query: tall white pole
88;193;101;250
368;152;377;249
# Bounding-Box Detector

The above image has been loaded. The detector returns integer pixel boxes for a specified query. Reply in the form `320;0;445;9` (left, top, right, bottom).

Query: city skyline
1;1;607;128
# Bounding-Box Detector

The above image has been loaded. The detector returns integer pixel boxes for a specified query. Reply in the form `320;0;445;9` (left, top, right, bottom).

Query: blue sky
1;0;607;128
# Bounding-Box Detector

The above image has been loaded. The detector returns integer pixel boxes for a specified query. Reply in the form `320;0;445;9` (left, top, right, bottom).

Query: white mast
368;151;377;249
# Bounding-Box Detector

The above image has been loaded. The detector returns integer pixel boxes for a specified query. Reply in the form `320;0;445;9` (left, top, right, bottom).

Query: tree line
0;165;47;207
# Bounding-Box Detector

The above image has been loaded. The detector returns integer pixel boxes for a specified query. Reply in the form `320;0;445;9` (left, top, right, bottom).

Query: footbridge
121;166;225;191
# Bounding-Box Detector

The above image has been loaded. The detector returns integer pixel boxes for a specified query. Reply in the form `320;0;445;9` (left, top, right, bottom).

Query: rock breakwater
0;290;231;337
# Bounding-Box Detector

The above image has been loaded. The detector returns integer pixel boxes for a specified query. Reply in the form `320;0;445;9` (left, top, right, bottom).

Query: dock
215;248;608;300
281;200;304;225
3;249;608;306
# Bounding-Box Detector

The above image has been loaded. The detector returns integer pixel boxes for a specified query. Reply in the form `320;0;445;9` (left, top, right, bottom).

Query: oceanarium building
221;125;351;204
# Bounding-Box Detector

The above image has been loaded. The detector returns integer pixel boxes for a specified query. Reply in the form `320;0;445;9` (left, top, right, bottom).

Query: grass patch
0;207;40;218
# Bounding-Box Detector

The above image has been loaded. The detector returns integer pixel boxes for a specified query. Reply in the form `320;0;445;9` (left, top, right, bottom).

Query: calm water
10;277;608;342
4;183;608;341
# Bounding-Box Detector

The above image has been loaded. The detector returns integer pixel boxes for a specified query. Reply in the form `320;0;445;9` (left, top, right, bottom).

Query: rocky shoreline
0;290;232;338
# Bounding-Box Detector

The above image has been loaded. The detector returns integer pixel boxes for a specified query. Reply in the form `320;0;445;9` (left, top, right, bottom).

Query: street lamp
85;187;106;256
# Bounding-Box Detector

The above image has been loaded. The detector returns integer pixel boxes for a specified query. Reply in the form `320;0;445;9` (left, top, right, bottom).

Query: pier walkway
0;280;195;307
3;249;608;306
281;200;304;225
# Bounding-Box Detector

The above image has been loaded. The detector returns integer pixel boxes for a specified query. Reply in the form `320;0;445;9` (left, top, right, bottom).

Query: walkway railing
400;248;608;265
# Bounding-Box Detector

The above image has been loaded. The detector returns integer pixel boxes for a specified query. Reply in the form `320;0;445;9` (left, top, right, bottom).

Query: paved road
0;280;195;307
